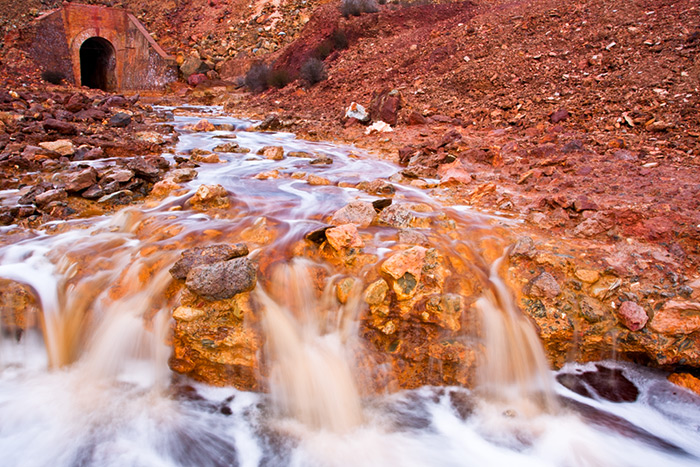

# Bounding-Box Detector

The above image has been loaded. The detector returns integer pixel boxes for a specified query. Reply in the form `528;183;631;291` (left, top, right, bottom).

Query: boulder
550;108;570;123
65;93;91;113
325;224;364;251
188;73;208;86
364;279;389;305
43;118;77;135
185;257;257;301
39;139;74;156
127;156;161;181
188;184;230;209
345;102;370;123
615;301;648;331
649;301;700;335
214;142;240;152
64;167;97;192
369;89;403;126
377;203;415;229
170;243;249;280
381;246;428;300
330;201;376;228
526;272;561;299
109;112;132;128
180;55;204;78
104;95;129;108
192;119;216;132
102;169;135;184
34;188;67;207
258;146;284;160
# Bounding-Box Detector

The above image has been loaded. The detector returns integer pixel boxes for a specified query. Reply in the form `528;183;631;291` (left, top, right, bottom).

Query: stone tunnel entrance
27;3;176;90
80;37;116;91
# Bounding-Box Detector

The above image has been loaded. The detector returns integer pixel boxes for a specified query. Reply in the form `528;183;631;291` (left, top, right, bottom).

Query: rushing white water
476;255;557;412
0;107;698;466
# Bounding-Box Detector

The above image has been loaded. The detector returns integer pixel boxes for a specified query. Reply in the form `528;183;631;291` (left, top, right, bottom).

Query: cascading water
0;106;698;466
476;254;557;411
258;259;364;433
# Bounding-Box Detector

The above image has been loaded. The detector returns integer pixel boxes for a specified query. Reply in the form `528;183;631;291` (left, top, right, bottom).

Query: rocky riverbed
1;96;699;398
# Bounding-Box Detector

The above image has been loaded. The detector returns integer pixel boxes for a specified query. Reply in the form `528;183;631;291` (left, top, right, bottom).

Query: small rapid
0;106;698;466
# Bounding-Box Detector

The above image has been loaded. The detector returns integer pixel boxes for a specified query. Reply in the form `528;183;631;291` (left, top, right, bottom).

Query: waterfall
476;254;557;411
258;259;364;432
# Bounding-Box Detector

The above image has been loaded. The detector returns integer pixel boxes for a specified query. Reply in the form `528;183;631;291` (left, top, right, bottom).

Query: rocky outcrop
169;243;260;388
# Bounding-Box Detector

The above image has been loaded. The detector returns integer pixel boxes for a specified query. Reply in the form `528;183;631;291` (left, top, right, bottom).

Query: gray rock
170;243;249;280
109;112;131;128
377;203;414;229
35;188;67;207
526;272;561;299
180;55;204;78
510;237;535;259
185;256;257;300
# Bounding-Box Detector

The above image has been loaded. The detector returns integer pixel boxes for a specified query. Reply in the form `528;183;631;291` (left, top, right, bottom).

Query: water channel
0;106;698;466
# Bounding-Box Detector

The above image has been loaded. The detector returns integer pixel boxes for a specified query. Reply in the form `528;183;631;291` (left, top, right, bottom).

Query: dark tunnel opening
80;37;116;91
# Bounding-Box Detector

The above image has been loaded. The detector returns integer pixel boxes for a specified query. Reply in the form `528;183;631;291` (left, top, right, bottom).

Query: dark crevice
80;37;116;91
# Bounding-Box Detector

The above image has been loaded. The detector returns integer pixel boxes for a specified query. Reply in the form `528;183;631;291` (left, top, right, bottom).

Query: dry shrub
244;62;271;93
341;0;379;17
41;70;65;85
300;58;327;86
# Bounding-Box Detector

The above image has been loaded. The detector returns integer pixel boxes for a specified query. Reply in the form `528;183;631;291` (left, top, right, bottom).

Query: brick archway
79;36;116;91
70;27;123;90
27;3;176;91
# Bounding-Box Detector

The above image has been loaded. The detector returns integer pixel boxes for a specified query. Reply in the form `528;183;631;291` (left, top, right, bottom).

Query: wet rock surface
185;257;258;301
170;244;250;281
0;0;699;395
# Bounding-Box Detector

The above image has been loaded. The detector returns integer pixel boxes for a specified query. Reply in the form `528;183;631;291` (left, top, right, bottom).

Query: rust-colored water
0;107;696;466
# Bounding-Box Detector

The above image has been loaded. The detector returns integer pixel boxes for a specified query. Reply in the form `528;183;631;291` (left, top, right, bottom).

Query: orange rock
649;301;700;335
325;224;364;251
307;174;332;186
668;373;700;396
254;170;280;179
258;145;284;160
192;119;216;132
151;178;181;198
381;246;428;300
188;184;230;210
381;246;427;281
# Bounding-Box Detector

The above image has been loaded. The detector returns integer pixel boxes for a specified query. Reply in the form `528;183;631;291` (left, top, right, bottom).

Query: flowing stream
0;106;698;466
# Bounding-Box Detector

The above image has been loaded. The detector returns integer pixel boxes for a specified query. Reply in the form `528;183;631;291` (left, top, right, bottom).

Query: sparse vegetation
300;58;327;86
315;28;349;60
331;29;349;50
268;68;292;89
244;62;272;93
41;70;65;85
340;0;379;17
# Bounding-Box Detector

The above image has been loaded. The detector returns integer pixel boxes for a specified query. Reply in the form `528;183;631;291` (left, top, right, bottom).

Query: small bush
244;62;271;93
300;58;327;86
331;29;349;50
41;70;65;85
268;68;292;89
340;0;379;17
315;41;333;60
